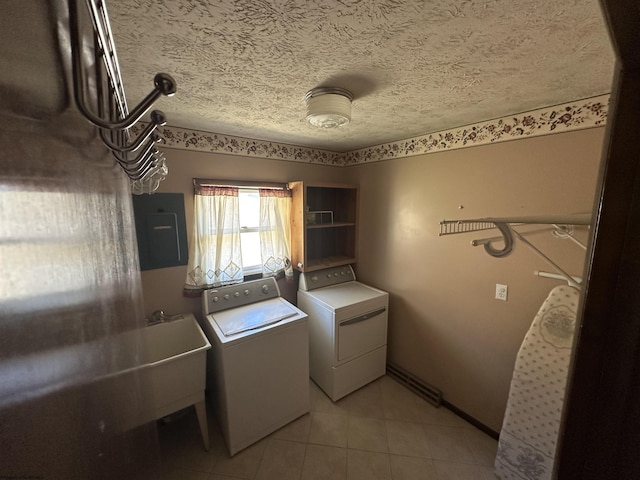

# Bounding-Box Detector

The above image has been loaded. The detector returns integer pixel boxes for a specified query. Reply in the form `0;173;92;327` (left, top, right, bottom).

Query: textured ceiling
108;0;615;152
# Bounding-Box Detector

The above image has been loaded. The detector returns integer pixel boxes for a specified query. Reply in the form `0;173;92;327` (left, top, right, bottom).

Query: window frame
238;188;262;276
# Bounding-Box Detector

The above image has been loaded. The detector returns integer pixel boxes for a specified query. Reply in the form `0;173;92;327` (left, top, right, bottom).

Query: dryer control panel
299;265;355;291
202;276;281;314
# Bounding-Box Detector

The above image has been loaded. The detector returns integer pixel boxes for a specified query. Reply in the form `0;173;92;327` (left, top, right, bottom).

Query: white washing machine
298;265;388;401
201;277;309;456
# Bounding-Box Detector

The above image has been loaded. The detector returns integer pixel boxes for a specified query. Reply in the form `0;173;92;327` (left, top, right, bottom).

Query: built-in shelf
289;181;359;272
304;256;357;270
306;222;356;229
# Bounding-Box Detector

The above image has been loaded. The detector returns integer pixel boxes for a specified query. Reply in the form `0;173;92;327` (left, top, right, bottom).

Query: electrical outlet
495;284;508;301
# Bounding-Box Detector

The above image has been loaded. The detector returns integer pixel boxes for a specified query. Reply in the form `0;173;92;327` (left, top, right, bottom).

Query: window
183;182;292;296
238;189;262;275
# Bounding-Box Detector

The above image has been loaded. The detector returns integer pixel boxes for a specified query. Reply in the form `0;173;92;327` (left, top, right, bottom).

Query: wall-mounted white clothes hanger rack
535;270;583;285
439;213;591;289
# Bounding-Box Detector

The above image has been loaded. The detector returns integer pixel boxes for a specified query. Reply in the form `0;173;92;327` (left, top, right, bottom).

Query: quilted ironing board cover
495;285;580;479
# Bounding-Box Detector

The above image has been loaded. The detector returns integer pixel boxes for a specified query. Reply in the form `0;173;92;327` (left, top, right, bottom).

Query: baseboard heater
386;362;499;439
386;362;442;407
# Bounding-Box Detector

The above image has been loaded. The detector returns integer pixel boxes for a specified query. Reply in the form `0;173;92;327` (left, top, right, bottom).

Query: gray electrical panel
132;193;188;271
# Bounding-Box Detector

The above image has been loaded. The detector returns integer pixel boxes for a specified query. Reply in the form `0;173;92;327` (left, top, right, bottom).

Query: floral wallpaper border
133;125;343;165
343;94;609;165
141;94;609;166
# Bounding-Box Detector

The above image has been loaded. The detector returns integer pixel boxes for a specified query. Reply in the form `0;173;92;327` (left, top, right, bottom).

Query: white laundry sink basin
141;314;210;366
120;314;211;450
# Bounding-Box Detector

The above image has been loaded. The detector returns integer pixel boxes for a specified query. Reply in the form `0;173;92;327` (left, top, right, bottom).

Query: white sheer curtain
259;188;293;279
183;186;243;296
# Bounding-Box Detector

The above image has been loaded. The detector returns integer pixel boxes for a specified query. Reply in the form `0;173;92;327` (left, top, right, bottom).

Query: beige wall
345;127;605;431
140;127;604;432
140;149;345;318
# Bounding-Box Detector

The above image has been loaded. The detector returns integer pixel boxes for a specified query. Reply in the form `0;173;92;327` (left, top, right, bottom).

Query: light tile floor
158;375;499;480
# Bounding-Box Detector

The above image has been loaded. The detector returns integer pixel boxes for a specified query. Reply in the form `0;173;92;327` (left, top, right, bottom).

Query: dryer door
337;306;387;362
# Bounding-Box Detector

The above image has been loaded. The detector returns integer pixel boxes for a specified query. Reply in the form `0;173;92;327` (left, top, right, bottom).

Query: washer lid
303;281;387;310
212;297;300;337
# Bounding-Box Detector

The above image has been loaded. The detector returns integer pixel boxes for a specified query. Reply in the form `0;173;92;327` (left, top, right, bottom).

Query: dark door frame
557;0;640;477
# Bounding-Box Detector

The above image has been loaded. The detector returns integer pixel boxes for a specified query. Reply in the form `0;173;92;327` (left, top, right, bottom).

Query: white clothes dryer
298;265;388;401
202;277;309;456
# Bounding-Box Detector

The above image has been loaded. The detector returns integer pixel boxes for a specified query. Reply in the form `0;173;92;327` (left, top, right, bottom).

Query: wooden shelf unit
290;181;358;272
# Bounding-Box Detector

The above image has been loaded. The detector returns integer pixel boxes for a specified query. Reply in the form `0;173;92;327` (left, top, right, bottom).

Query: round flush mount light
305;87;353;128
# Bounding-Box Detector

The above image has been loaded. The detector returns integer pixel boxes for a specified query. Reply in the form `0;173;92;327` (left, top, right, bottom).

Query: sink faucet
147;310;165;325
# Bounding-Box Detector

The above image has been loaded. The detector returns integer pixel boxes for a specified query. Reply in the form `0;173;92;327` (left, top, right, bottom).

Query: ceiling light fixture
305;87;353;128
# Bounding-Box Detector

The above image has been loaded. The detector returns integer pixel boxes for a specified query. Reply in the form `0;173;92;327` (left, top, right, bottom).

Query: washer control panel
202;276;280;314
299;265;355;291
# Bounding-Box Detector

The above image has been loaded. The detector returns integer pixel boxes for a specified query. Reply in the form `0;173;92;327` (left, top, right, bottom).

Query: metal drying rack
68;0;176;194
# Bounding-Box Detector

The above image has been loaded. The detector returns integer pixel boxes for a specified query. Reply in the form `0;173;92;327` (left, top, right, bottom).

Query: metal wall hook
69;2;176;131
100;110;166;152
123;149;165;173
109;73;175;130
113;141;156;167
117;151;160;178
471;223;514;258
127;156;166;181
121;156;156;178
